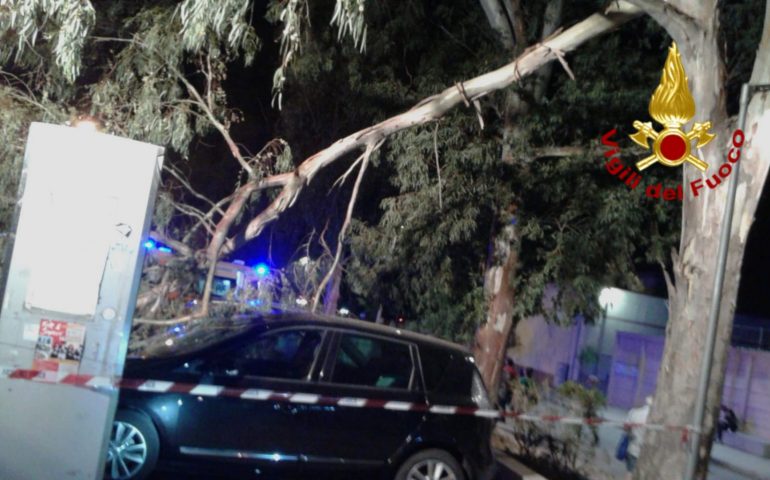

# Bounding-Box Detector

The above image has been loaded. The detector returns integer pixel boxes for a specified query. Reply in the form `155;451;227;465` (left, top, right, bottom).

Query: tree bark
475;216;519;395
477;0;516;48
322;258;342;315
633;1;770;478
201;181;258;314
474;0;564;395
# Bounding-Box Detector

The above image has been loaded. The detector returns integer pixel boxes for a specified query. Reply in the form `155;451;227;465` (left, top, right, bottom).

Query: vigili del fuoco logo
601;42;744;201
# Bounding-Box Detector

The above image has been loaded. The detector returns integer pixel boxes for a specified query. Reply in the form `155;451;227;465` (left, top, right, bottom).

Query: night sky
737;180;770;318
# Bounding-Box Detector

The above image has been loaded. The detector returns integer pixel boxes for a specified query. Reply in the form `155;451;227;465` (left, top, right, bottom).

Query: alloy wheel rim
105;420;147;480
406;459;457;480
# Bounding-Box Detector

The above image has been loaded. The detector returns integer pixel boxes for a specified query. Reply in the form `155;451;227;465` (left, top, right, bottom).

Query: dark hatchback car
105;313;496;480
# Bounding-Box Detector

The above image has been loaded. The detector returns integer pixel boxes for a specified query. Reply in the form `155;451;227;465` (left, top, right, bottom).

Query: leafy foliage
267;0;370;108
278;0;681;342
0;0;95;82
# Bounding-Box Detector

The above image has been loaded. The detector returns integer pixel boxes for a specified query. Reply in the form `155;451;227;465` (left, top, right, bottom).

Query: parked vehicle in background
105;312;497;480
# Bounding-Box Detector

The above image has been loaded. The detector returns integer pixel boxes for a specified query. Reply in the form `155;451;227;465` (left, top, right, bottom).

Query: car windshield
128;314;261;359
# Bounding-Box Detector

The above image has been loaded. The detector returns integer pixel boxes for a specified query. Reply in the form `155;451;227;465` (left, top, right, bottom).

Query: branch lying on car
140;1;642;327
219;0;643;257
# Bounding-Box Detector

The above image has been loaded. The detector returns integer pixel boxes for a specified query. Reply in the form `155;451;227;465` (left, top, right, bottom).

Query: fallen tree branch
220;1;642;256
135;1;643;328
201;181;260;313
133;311;206;326
332;155;365;189
150;229;195;257
182;192;235;245
311;141;379;311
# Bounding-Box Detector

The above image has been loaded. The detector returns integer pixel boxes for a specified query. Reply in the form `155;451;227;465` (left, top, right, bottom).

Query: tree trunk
634;1;770;478
474;217;519;394
473;0;563;395
322;263;342;315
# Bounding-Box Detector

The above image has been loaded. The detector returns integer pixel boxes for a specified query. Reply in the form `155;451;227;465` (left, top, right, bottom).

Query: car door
301;330;426;471
174;326;326;473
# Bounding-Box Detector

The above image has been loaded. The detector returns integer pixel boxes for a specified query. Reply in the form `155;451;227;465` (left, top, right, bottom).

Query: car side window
419;345;454;391
177;329;324;381
232;329;324;380
330;333;413;389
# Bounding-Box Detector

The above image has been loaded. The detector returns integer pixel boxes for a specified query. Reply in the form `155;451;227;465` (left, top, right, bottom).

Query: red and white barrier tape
1;366;498;418
0;366;697;435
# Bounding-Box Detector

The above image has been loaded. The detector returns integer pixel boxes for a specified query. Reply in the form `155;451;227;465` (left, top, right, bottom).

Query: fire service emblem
629;42;715;172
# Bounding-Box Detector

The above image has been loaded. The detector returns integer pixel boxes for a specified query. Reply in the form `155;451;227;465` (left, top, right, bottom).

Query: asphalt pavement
147;460;519;480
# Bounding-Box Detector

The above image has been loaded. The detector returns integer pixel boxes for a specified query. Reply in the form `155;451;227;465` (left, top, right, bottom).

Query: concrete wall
606;332;664;409
510;314;577;381
509;287;770;442
510;288;669;388
607;332;770;441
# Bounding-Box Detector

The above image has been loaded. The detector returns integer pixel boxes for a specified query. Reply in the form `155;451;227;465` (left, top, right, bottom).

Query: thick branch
206;183;258;261
150;230;194;257
509;0;528;49
478;0;516;49
200;181;259;312
624;0;702;44
311;143;377;311
133;312;205;326
221;1;642;256
182;144;292;245
531;146;586;158
532;0;565;101
182;192;235;244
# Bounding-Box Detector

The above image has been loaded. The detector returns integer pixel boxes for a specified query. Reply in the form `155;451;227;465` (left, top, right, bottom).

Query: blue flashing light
143;239;156;250
254;263;270;277
158;246;172;253
248;299;263;307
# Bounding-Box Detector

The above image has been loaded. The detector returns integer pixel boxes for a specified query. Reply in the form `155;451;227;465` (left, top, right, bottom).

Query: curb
710;457;769;480
495;451;549;480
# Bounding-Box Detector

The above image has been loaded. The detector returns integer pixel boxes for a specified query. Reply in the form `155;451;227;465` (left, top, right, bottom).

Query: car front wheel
395;449;466;480
104;410;159;480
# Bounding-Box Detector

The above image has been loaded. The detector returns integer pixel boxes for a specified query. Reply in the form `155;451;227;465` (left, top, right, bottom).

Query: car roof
132;309;472;361
254;311;472;356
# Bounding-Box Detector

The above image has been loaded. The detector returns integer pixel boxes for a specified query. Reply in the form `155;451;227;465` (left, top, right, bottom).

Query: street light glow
599;287;623;308
73;117;100;132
